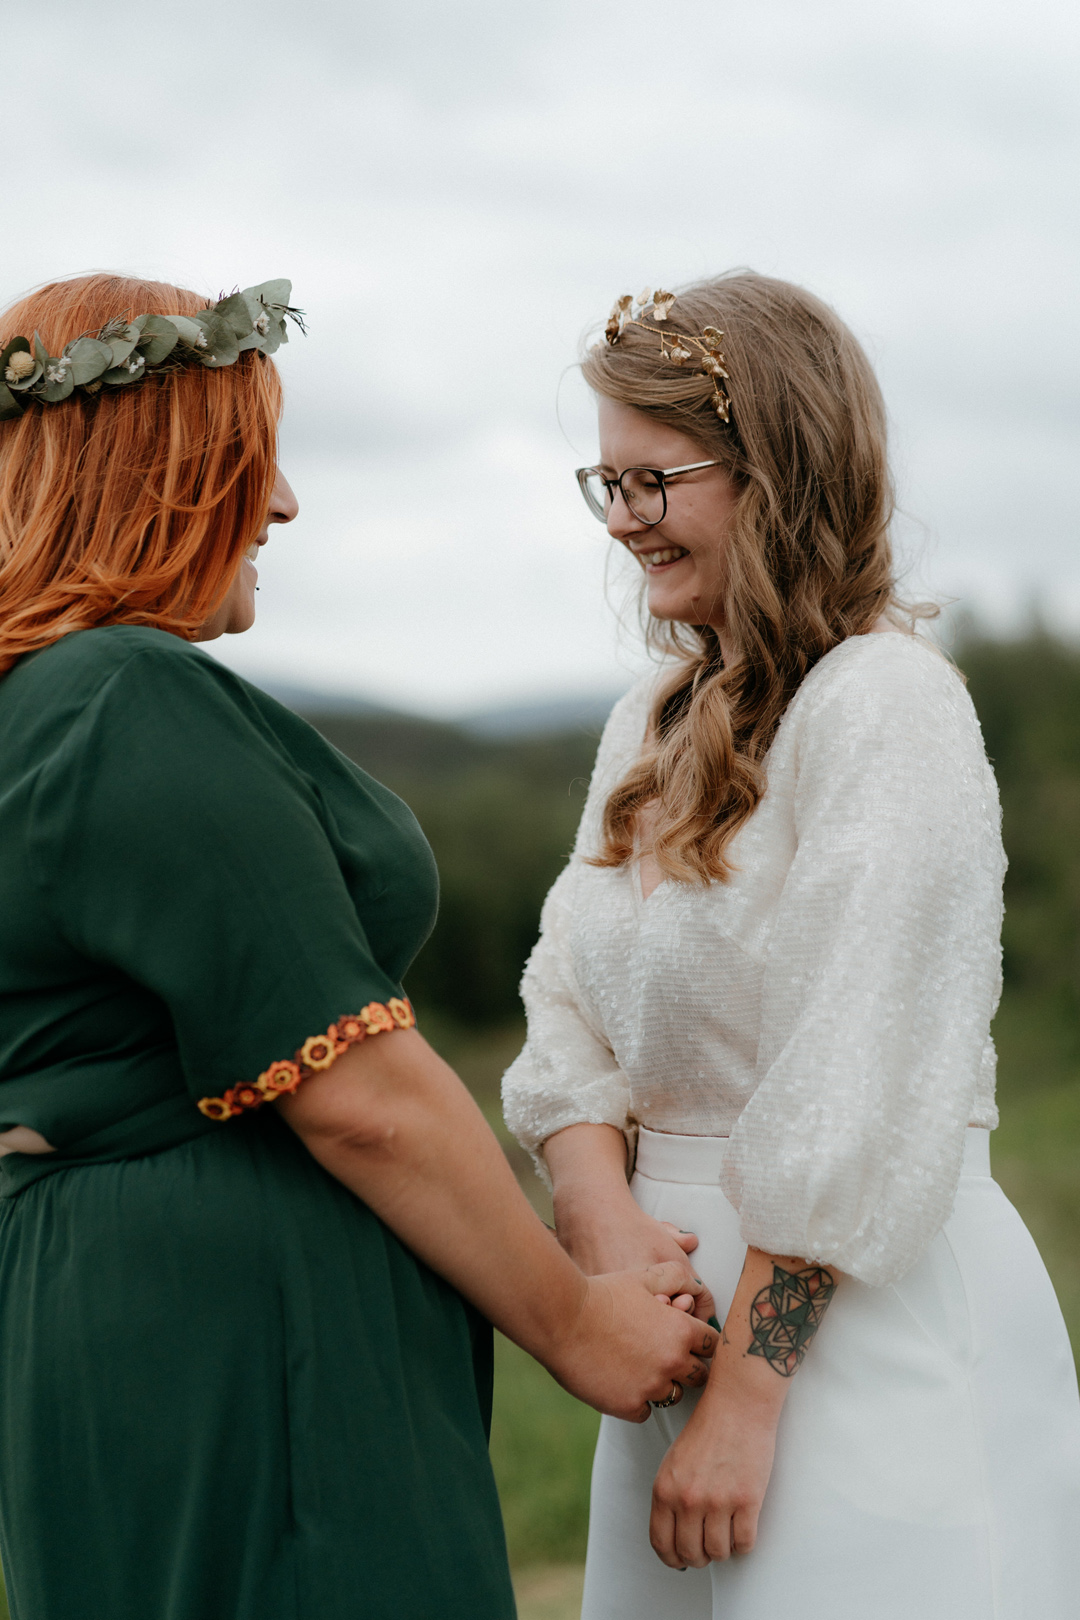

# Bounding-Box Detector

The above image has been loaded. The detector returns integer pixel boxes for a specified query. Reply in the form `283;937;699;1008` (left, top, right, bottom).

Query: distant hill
289;704;603;1026
460;690;628;739
248;679;401;719
249;676;626;739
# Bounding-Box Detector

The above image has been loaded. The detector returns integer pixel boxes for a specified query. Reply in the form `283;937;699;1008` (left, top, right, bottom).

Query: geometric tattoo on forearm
747;1265;837;1376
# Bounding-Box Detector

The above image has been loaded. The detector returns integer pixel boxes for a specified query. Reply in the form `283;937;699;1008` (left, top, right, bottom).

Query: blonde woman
503;273;1080;1619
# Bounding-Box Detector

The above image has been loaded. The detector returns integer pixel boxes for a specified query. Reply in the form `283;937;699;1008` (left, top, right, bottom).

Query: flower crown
0;278;304;423
603;288;732;423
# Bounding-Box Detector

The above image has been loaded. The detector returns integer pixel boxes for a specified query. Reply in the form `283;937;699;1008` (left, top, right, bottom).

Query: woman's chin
226;593;257;635
647;591;696;625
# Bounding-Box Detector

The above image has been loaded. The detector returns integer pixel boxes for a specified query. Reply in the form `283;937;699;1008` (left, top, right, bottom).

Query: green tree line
959;631;1080;1096
309;711;598;1028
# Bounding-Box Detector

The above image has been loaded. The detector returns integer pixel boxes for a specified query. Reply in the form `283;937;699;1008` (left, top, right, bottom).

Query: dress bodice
0;625;438;1182
503;633;1006;1286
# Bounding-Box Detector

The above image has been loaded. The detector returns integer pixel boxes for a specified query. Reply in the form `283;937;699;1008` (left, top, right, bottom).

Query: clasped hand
649;1370;781;1566
568;1200;783;1564
555;1261;718;1423
550;1150;785;1567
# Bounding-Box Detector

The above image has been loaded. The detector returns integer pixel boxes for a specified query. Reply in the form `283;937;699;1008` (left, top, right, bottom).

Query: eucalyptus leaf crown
603;287;732;424
0;279;304;422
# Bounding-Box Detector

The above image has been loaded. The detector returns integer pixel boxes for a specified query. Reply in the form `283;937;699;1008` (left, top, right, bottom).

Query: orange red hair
0;273;282;674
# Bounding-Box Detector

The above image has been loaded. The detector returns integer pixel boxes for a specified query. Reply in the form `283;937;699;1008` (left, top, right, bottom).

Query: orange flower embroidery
257;1060;303;1097
299;1034;337;1070
197;1095;239;1121
230;1083;265;1110
330;1015;366;1045
360;1002;396;1034
196;999;415;1121
387;997;416;1029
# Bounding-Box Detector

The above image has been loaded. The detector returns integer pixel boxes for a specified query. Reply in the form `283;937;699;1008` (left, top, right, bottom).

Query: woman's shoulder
567;671;662;855
598;667;673;753
589;670;664;785
17;628;399;806
14;625;228;703
17;626;302;729
771;630;1000;818
3;627;318;790
786;630;974;737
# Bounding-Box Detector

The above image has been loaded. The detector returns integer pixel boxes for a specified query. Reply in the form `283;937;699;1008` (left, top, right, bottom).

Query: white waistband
634;1124;992;1185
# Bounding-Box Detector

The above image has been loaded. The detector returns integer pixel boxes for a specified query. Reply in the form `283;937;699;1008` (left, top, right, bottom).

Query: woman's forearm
546;1120;636;1242
545;1119;630;1190
280;1032;590;1353
545;1123;710;1312
710;1245;838;1402
277;1030;716;1419
650;1245;839;1567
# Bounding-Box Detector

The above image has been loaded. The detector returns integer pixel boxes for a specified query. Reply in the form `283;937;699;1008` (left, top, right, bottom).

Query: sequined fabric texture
502;635;1006;1286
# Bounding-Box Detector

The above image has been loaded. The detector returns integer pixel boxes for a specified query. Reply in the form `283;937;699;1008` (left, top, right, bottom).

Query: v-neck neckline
635;858;667;906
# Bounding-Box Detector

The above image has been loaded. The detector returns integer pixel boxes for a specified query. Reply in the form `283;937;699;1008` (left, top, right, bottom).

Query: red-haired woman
0;274;717;1620
504;275;1080;1619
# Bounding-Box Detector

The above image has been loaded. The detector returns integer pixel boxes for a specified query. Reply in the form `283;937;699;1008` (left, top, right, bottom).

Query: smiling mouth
637;546;689;567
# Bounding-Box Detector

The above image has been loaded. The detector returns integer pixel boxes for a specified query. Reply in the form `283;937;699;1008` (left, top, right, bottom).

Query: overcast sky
2;0;1077;713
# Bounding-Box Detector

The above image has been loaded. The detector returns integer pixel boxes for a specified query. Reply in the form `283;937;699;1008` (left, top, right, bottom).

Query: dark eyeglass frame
574;459;723;527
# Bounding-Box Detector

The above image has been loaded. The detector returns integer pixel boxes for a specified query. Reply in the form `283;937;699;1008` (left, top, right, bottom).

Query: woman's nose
270;469;300;525
605;487;650;542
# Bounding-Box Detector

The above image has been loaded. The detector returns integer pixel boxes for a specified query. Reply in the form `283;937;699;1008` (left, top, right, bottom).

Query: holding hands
548;1260;717;1423
547;1122;715;1321
652;1248;836;1566
281;1034;719;1424
545;1123;838;1566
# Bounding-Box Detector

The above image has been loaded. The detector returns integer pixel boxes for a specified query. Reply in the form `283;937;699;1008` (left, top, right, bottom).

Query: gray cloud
1;0;1077;705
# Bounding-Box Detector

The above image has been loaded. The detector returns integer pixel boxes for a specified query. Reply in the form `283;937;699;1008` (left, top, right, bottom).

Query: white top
502;633;1006;1287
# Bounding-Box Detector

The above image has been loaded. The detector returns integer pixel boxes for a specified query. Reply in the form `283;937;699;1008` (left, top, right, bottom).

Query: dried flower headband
603;287;732;424
0;278;305;423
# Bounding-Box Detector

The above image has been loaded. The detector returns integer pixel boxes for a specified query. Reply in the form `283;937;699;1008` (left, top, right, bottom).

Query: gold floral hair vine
602;288;732;424
0;279;304;423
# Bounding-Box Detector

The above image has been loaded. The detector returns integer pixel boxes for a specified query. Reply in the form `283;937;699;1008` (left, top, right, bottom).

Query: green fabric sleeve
29;644;409;1113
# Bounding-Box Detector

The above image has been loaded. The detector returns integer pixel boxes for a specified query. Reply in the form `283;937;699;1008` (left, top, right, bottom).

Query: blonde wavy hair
585;270;926;885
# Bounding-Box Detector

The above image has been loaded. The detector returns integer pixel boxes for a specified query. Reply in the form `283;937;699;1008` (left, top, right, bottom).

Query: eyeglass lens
581;468;665;525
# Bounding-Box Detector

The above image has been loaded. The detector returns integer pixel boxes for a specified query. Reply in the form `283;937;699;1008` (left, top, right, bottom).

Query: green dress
0;626;516;1620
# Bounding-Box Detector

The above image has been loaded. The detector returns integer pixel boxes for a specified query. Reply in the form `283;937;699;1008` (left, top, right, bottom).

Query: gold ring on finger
650;1381;682;1409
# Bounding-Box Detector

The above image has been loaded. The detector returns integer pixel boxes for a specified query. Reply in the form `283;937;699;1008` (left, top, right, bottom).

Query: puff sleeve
719;639;1006;1286
501;685;653;1180
501;868;634;1181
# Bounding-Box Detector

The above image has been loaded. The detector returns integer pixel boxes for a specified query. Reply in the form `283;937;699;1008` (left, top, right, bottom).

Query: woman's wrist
552;1169;637;1232
697;1246;839;1424
702;1331;790;1422
491;1212;627;1369
546;1122;633;1236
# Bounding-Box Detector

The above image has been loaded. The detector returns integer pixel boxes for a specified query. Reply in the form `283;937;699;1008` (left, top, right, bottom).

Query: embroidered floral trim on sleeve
197;998;416;1121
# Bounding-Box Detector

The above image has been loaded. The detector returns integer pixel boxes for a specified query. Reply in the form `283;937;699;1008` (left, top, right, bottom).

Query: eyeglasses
575;460;722;528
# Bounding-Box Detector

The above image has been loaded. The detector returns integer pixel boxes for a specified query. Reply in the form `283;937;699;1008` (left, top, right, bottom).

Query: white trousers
581;1127;1080;1620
